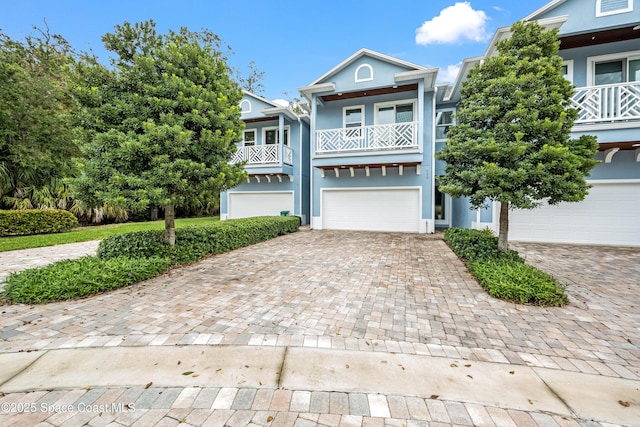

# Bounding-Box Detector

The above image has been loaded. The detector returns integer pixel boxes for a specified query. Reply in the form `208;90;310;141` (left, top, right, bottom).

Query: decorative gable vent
596;0;633;17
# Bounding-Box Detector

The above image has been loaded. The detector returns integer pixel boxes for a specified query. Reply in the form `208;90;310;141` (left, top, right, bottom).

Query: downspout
431;83;436;233
309;94;316;229
278;114;285;167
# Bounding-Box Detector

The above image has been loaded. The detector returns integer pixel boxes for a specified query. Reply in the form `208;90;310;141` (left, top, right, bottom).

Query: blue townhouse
298;49;439;233
441;0;640;246
219;91;311;224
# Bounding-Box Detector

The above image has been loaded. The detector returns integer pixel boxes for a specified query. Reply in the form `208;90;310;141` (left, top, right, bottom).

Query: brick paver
0;230;637;426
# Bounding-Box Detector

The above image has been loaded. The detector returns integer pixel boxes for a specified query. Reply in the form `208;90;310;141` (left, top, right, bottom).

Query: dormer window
240;99;251;114
596;0;633;17
355;64;373;82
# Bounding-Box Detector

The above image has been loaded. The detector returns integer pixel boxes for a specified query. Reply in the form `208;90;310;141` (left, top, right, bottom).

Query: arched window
355;64;373;82
240;99;251;113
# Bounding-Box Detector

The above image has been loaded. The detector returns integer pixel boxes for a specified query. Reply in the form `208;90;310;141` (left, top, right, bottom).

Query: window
596;0;633;17
435;110;455;140
263;127;290;146
375;102;415;125
343;106;364;139
355;64;373;82
589;52;640;86
562;60;574;84
243;130;255;146
240;99;251;114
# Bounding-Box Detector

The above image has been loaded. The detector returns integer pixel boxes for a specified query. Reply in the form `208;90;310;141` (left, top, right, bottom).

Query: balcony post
279;114;285;166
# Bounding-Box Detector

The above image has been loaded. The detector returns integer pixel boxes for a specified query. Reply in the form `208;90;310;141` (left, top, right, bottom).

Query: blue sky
1;0;551;102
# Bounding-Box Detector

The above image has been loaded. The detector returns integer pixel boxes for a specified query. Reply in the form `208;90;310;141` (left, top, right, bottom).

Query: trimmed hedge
97;216;301;264
3;216;301;304
0;209;78;237
3;256;171;304
443;227;567;306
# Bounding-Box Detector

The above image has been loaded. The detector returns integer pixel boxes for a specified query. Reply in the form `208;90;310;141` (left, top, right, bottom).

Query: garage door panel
229;192;293;219
322;188;420;233
510;183;640;246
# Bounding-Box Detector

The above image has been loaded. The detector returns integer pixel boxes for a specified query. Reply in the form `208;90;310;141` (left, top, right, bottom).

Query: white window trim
262;125;291;146
355;64;374;83
240;99;251;114
435;108;456;141
596;0;633;17
373;99;417;125
243;129;256;146
587;50;640;86
343;105;365;128
562;60;574;84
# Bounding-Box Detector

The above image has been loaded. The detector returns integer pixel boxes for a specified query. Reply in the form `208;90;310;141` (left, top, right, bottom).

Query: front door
435;179;451;227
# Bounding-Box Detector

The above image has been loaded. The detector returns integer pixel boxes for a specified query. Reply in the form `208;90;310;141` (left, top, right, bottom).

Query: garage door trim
228;190;295;219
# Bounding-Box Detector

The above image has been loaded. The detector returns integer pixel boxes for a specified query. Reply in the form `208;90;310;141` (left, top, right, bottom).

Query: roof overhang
560;25;640;50
395;68;438;91
298;82;337;102
319;84;418;103
524;0;567;21
443;56;483;103
485;15;568;57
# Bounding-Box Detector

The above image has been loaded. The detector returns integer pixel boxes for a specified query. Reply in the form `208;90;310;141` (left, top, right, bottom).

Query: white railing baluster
231;145;291;165
316;121;419;154
572;82;640;124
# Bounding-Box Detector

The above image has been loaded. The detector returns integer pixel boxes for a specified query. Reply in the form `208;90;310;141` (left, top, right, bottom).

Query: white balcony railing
231;145;293;166
572;82;640;125
316;122;419;154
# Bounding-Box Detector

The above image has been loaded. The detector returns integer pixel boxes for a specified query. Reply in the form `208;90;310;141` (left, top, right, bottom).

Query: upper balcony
232;144;293;167
572;82;640;126
316;122;419;156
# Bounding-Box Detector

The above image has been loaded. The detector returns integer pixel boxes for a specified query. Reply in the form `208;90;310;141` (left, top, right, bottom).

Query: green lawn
0;216;220;252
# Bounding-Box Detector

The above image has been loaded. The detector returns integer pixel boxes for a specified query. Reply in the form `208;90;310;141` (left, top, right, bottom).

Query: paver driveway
1;230;638;382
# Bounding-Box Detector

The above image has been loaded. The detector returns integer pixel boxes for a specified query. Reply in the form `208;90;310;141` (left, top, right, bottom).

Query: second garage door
509;181;640;246
321;188;421;232
228;192;294;219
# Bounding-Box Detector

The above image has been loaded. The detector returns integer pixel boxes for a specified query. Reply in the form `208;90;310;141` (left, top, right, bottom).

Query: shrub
3;256;171;304
443;228;521;262
469;258;568;306
98;216;301;264
0;209;78;237
444;227;567;307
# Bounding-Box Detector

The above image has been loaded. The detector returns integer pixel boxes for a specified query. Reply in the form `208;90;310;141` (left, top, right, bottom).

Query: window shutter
599;0;631;14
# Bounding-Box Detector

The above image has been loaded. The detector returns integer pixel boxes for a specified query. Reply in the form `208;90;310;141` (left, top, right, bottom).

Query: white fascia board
242;90;281;109
523;0;567;21
308;48;428;86
298;82;336;102
444;56;483;102
261;107;299;121
484;16;568;57
395;69;438;90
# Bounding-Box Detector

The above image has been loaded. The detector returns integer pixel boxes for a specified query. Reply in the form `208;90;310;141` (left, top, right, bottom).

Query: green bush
443;227;521;262
98;216;301;264
3;256;171;304
0;209;78;237
469;258;568;306
443;228;567;306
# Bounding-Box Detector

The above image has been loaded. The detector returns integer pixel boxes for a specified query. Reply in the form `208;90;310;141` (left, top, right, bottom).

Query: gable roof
242;90;305;121
242;90;281;109
308;48;428;86
524;0;568;21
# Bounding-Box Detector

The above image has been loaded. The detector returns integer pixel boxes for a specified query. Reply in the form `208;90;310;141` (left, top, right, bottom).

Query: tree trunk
498;201;509;252
150;205;158;221
164;204;176;246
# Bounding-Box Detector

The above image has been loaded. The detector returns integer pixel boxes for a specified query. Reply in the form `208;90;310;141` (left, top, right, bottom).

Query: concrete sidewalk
1;345;638;426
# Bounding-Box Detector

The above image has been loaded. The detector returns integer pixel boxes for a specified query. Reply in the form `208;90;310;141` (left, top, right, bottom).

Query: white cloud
272;99;290;108
416;2;489;45
437;63;461;84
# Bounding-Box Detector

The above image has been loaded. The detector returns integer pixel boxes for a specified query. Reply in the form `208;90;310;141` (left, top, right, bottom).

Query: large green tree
70;21;246;244
0;24;81;209
436;21;599;251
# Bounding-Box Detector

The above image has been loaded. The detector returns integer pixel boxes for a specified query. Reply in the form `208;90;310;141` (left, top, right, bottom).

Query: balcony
316;122;419;155
572;82;640;125
232;144;293;166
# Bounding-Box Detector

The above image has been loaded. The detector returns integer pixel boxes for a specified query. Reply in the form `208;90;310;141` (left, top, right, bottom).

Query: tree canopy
70;20;246;244
435;21;599;251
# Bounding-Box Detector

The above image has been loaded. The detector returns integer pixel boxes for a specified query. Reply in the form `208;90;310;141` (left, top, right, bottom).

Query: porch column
417;80;424;152
279;114;285;166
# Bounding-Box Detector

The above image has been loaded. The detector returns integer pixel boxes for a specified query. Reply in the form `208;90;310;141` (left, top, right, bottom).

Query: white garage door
510;182;640;246
228;192;294;219
322;188;421;232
